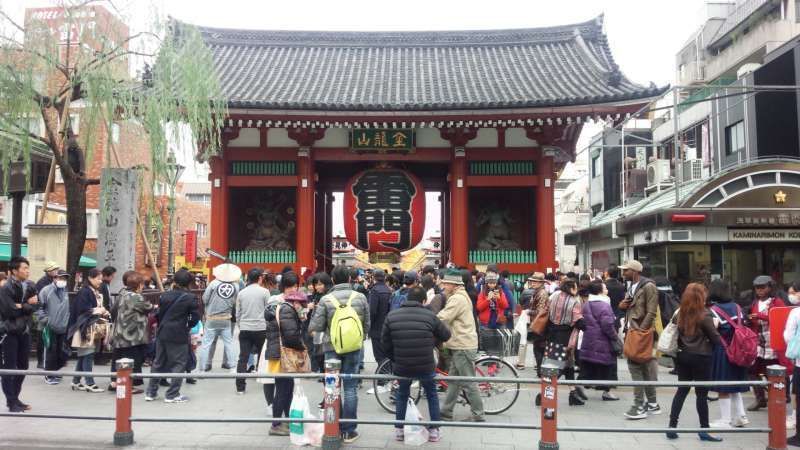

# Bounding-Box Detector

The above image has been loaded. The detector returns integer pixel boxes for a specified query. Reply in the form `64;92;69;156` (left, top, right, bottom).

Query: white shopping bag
514;311;529;337
290;386;312;446
403;398;429;446
255;340;273;385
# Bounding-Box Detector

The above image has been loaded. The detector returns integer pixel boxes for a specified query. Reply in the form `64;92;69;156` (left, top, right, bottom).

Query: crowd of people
2;255;800;446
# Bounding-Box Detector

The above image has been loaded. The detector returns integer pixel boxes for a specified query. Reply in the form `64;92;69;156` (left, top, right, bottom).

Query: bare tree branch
0;9;26;33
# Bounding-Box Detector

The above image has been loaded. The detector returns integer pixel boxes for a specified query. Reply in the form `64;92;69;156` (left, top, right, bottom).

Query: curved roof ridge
181;16;606;48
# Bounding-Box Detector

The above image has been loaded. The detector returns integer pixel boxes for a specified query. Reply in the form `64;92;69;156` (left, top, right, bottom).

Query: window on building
591;155;601;178
69;113;80;135
725;121;745;156
185;193;211;206
195;222;208;238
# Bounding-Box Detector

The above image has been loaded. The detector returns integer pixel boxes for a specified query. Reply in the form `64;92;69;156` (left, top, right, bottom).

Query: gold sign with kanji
350;129;414;153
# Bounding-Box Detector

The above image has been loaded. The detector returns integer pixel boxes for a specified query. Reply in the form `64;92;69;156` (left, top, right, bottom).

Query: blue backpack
389;288;410;311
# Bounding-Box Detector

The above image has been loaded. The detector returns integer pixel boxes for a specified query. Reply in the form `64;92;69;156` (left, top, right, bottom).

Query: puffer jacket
308;283;370;354
265;302;305;360
579;295;618;365
381;300;451;377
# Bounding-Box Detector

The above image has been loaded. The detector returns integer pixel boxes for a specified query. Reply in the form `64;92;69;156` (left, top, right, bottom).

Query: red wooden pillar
449;151;468;267
536;153;556;272
296;147;315;275
208;155;229;266
442;128;477;268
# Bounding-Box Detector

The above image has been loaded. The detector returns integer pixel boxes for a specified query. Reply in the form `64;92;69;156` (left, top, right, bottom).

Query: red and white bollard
113;358;134;446
539;362;560;450
322;358;342;450
767;364;788;450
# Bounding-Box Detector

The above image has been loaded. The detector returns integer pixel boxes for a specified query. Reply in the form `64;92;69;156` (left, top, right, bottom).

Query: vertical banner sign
97;168;139;296
185;229;198;264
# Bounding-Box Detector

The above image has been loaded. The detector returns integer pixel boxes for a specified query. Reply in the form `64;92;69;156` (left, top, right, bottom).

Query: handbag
656;310;680;356
529;310;549;336
276;304;311;373
623;327;654;363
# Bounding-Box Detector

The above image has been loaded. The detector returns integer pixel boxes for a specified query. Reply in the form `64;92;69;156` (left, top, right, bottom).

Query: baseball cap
618;260;643;273
403;270;418;284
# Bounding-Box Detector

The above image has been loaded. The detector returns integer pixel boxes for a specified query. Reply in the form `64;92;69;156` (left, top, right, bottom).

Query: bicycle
372;351;520;415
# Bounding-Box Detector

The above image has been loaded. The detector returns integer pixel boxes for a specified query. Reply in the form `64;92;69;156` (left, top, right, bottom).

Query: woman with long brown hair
666;283;722;442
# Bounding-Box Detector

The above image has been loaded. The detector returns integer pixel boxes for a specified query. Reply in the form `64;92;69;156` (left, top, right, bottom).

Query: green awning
0;243;96;267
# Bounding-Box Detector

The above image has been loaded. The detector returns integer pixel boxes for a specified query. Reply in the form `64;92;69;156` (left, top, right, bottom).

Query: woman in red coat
477;272;510;329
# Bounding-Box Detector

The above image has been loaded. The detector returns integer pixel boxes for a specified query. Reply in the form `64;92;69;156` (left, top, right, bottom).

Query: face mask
790;294;800;305
55;280;67;289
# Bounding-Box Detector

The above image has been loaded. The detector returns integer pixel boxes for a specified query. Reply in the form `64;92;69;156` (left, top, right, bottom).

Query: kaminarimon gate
194;16;664;275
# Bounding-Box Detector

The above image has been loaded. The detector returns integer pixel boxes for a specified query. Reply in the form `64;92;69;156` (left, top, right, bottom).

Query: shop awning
0;243;96;267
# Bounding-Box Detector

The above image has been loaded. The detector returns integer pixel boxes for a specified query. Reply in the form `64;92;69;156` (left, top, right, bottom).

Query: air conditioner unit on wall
682;159;703;182
647;160;671;186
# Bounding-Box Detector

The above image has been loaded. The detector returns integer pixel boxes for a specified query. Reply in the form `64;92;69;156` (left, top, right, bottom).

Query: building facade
567;1;800;296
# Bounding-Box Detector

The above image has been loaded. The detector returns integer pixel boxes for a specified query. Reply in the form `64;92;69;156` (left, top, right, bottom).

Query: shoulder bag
277;304;311;373
622;298;654;363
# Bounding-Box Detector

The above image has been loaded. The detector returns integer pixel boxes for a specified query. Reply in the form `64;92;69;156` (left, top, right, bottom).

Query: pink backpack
711;304;758;368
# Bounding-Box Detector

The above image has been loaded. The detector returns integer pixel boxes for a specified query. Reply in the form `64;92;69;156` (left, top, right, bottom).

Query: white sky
3;0;708;236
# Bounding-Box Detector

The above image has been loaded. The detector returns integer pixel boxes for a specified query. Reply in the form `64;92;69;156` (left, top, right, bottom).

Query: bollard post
539;362;560;450
322;358;342;450
113;358;134;446
767;364;788;450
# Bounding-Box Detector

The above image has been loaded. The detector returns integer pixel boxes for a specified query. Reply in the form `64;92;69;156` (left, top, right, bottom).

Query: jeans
147;339;189;400
273;377;295;427
628;357;658;406
396;372;440;429
669;352;711;428
442;349;484;417
198;323;237;371
1;333;31;407
326;350;361;433
73;353;95;386
236;330;266;392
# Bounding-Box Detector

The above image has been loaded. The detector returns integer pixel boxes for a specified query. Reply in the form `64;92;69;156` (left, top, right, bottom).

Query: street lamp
165;152;185;281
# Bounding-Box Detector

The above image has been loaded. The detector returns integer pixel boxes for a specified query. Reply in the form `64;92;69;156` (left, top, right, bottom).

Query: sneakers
602;391;619;401
646;403;662;415
624;405;647;420
85;384;104;393
164;395;189;403
710;419;732;428
7;404;26;413
269;423;290;436
44;376;60;385
394;428;404;442
144;394;159;402
71;383;86;391
698;432;723;442
342;431;360;443
732;416;750;427
236;390;245;395
428;428;441;442
367;386;389;395
440;412;454;421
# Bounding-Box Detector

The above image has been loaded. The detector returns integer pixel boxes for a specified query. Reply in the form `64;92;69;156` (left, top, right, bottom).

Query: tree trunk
64;170;87;290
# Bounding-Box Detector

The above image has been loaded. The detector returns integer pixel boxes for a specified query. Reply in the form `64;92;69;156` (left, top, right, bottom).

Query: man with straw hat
437;269;484;422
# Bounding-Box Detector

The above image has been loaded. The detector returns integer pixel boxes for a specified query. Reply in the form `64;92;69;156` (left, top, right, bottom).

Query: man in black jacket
0;256;38;412
605;266;626;327
145;269;200;403
368;270;392;365
381;286;451;443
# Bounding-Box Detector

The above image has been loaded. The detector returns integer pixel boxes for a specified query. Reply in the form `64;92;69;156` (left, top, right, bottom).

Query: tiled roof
181;16;665;111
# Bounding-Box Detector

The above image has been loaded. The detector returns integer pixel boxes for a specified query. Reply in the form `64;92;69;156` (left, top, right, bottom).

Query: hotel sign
350;129;414;153
729;229;800;242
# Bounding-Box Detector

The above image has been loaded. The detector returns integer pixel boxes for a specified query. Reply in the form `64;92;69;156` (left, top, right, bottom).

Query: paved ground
0;339;777;450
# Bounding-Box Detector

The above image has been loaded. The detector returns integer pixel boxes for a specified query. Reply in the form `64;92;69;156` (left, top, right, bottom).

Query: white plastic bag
403;398;429;446
290;386;311;446
514;310;529;336
304;412;324;447
255;340;273;385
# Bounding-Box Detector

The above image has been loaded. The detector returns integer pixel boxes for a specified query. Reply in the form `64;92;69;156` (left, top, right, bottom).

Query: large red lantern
343;168;425;253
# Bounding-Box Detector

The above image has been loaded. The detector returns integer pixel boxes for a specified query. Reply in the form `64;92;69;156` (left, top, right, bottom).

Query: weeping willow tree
0;1;226;281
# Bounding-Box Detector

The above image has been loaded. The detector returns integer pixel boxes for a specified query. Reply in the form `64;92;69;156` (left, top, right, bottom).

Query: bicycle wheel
473;355;520;415
372;359;422;414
